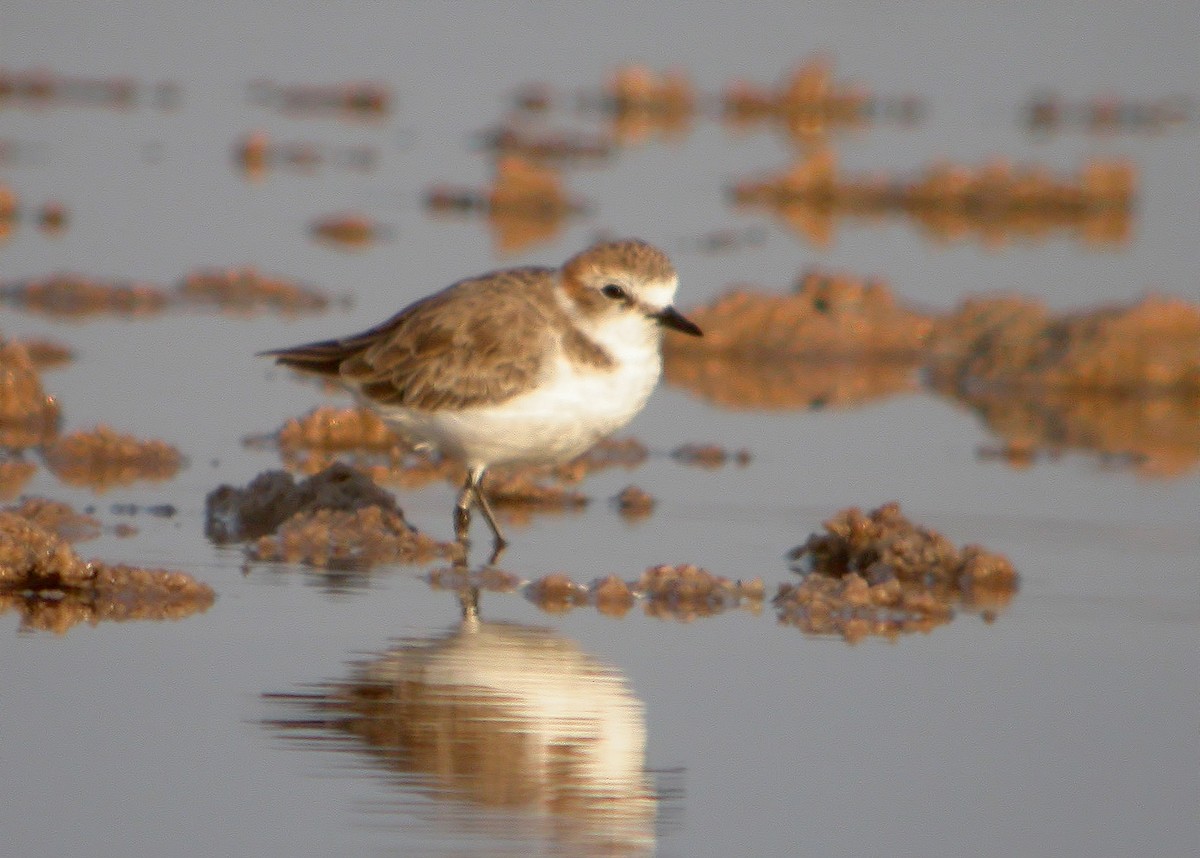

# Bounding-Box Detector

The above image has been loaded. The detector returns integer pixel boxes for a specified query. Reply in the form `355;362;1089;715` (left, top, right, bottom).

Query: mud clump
968;390;1200;478
205;462;399;542
663;270;927;410
523;564;763;622
927;294;1200;475
668;270;933;359
597;65;695;144
0;340;61;448
178;266;331;315
16;338;74;370
637;564;764;622
5;497;100;541
249;505;449;568
525;572;590;614
777;502;1018;642
720;56;914;146
425;156;587;254
276;406;400;454
310;213;387;250
263;406;455;487
730;151;1134;247
0;510;214;634
928;294;1200;395
613;485;655;522
43;426;184;491
207;463;452;568
591;574;638;617
485;471;588;512
37;201;69;234
3;268;337;320
234;129;377;181
671;443;752;469
1;273;169;319
0;460;36;500
665;349;920;411
0;511;80;588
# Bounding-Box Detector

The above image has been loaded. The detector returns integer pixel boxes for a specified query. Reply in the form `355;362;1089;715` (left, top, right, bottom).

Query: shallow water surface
1;3;1198;856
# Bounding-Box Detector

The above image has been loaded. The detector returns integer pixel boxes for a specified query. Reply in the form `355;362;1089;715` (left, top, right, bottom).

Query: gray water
1;2;1197;856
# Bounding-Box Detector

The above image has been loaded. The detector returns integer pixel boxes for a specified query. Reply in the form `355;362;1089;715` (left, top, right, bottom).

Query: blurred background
1;2;1197;857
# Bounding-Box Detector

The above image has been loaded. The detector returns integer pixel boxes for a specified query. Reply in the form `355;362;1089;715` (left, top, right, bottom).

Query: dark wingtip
256;339;349;376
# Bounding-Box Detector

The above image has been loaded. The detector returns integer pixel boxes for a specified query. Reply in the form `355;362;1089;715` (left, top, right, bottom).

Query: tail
257;338;352;377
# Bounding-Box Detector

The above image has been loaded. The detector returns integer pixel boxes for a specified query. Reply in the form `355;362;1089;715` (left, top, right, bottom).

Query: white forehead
633;277;679;309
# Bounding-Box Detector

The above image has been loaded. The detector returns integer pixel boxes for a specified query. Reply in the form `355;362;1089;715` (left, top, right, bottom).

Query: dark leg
467;465;508;558
453;473;473;545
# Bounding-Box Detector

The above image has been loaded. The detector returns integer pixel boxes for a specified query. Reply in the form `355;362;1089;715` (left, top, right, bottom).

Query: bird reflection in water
265;586;668;856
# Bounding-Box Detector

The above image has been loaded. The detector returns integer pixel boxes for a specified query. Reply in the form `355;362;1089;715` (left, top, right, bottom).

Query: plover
262;239;701;555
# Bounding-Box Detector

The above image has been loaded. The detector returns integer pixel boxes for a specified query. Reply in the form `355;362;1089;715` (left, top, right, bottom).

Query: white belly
376;347;662;468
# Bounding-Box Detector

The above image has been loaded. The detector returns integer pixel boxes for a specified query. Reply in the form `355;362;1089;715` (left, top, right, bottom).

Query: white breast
377;315;663;469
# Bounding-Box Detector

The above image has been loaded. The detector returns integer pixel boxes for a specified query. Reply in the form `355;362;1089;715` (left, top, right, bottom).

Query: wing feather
261;268;559;410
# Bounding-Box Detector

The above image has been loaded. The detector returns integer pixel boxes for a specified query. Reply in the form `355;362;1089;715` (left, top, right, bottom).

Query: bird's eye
601;283;626;301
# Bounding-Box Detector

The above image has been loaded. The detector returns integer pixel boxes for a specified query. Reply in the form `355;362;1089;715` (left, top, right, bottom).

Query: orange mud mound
730;151;1135;248
427;156;587;255
37;201;69;234
178;266;332;315
483;471;588;526
599;65;695;144
426;564;522;594
249;505;451;568
721;56;879;146
234;129;377;181
5;497;100;541
962;388;1200;478
259;406;451;487
480;437;650;525
524;564;764;622
926;294;1200;475
777;502;1018;642
0;340;61;448
310;213;387;250
3;268;337;319
43;426;184;491
663;270;928;410
0;273;170;319
928;294;1200;394
613;485;655;522
667;270;932;359
0;511;214;634
670;443;751;469
16;337;73;369
276;405;399;453
665;351;921;411
0;184;16;238
0;460;36;500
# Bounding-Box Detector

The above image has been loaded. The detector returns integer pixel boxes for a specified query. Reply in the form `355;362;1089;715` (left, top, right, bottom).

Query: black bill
653;305;703;337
